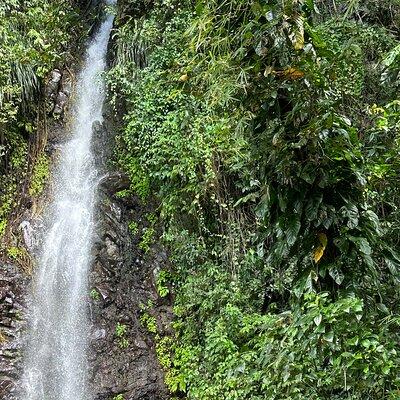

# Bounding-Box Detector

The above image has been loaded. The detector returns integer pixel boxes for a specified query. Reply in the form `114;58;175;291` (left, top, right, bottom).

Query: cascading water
21;5;115;400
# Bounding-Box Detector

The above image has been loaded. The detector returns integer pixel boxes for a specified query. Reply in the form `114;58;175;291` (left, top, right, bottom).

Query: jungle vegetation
108;0;400;398
0;0;93;246
2;0;400;398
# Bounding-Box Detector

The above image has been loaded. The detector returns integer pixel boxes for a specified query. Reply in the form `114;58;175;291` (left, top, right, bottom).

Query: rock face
45;68;72;116
89;120;171;400
0;264;28;399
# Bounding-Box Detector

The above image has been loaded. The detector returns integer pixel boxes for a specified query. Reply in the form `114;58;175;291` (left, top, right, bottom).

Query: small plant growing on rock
29;153;50;197
118;337;129;349
128;220;138;235
146;212;157;225
115;322;127;337
0;219;7;238
112;395;124;400
140;312;157;334
138;213;158;253
90;288;100;301
115;322;129;349
156;270;171;298
7;246;24;260
138;226;155;253
155;336;173;369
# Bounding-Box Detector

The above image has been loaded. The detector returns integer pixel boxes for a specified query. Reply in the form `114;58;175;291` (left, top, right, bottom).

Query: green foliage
171;296;400;399
109;0;400;398
155;335;173;369
156;269;171;298
115;189;130;198
7;246;24;260
138;227;154;252
0;220;7;238
0;129;28;239
0;0;80;123
112;395;124;400
128;220;138;235
138;212;157;252
115;322;127;337
115;322;129;349
118;337;129;349
0;0;82;245
140;311;157;334
29;153;50;197
90;288;100;301
155;334;188;394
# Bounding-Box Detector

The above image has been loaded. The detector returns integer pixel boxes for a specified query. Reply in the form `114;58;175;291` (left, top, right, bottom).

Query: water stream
21;8;114;400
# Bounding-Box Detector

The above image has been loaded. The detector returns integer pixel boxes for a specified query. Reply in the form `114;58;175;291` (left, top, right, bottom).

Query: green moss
29;153;50;197
128;220;138;235
7;246;24;260
115;189;130;198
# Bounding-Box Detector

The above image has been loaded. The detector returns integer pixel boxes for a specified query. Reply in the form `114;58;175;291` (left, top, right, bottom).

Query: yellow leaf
313;246;324;263
179;74;189;82
284;67;304;80
273;67;305;80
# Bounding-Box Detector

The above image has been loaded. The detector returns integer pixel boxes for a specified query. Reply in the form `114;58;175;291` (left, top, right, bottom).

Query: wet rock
19;221;34;250
45;68;72;117
89;171;170;399
96;285;110;301
92;328;107;340
45;69;62;99
99;172;130;195
53;91;68;115
61;74;73;97
0;264;29;400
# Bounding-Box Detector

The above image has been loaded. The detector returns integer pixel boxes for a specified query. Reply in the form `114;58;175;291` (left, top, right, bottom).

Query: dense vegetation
108;0;400;398
2;0;400;398
0;0;91;246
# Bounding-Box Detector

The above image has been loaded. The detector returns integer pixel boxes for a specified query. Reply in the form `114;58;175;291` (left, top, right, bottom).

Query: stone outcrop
45;68;73;116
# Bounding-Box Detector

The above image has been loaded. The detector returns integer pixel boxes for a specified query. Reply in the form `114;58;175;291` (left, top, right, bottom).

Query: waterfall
20;7;114;400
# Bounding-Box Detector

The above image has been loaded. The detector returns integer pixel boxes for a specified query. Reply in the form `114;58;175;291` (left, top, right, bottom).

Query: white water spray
21;7;114;400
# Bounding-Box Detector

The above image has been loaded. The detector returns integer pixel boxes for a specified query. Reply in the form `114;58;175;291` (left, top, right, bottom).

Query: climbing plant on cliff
109;0;400;398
